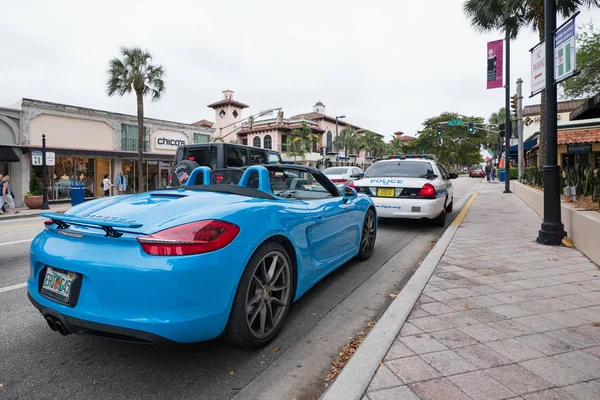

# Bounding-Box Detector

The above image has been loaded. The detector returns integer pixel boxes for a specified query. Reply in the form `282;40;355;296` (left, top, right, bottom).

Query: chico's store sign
155;132;187;150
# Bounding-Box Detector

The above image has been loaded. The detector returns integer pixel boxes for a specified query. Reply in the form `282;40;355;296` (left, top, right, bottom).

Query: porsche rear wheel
357;208;376;261
224;242;293;348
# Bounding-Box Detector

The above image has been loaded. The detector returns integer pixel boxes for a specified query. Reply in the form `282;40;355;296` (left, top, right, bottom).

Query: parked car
170;142;283;187
469;169;485;178
351;155;456;226
320;166;364;189
28;165;377;348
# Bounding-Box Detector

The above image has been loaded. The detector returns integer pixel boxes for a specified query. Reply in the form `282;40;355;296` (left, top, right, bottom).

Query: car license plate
377;188;395;197
41;267;76;302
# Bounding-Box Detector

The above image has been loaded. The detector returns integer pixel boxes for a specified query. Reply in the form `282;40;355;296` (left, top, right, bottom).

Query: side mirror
449;173;458;180
342;186;357;203
351;174;363;179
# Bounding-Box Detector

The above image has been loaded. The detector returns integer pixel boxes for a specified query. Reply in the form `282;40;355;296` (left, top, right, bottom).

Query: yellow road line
0;222;41;231
451;192;478;227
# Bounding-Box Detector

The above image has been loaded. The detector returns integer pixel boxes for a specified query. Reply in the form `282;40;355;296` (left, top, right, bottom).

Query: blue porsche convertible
27;164;377;348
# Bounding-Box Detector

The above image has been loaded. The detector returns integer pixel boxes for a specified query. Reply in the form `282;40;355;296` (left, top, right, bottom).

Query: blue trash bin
71;181;85;206
499;170;506;182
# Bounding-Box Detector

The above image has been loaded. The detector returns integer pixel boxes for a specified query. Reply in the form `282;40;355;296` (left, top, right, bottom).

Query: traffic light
468;122;475;133
511;94;518;118
437;125;442;135
499;123;506;138
321;146;327;156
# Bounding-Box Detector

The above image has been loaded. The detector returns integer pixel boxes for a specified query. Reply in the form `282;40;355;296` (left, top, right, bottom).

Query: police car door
436;163;453;200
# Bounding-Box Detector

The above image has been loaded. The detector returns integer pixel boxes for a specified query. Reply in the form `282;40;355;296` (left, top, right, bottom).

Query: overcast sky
2;0;599;140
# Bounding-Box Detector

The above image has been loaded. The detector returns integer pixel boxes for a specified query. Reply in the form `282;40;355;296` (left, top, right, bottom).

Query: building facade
8;98;213;206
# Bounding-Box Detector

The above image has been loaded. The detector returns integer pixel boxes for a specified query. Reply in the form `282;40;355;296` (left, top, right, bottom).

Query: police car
349;155;457;226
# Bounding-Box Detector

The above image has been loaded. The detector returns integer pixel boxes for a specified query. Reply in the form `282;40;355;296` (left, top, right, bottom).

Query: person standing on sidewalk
491;165;497;182
102;174;113;197
0;175;19;215
116;171;126;194
485;162;492;182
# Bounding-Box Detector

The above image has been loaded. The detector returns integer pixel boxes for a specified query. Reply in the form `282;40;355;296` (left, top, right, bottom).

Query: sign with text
568;143;591;153
555;20;576;82
486;40;503;89
32;151;43;166
155;132;187;150
447;119;463;126
531;42;546;95
46;152;55;166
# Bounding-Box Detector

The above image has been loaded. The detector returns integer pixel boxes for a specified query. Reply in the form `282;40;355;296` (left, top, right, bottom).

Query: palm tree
335;127;358;165
107;47;166;192
286;123;321;164
464;0;599;169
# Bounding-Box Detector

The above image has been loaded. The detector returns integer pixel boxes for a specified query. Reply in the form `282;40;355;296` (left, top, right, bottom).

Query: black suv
171;142;283;186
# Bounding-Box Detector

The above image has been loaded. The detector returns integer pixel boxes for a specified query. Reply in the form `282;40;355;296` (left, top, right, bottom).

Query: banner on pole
531;42;546;95
555;20;576;83
487;40;504;89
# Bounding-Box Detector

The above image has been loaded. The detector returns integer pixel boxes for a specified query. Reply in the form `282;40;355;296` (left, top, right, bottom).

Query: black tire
445;197;453;213
356;208;376;261
432;205;447;227
224;242;294;349
172;160;200;186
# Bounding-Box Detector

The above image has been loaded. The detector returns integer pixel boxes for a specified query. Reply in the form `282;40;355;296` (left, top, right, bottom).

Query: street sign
531;42;545;95
46;152;56;166
555;20;576;83
32;151;43;166
447;119;462;126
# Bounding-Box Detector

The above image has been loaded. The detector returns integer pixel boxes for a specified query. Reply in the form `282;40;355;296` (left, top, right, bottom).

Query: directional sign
447;119;463;126
32;151;43;166
46;152;56;166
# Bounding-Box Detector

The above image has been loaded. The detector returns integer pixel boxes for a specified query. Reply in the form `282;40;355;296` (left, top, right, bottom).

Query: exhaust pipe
55;321;67;336
45;316;58;332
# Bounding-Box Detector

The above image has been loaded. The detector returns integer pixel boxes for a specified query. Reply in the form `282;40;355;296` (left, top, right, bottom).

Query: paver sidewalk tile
436;311;480;328
486;292;527;304
566;306;600;322
427;290;460;302
447;370;517;400
538;312;592;328
462;308;507;323
432;279;461;290
446;287;480;298
366;386;419;400
455;344;512;368
552;350;600;379
471;285;503;295
399;334;448;355
485;338;545;362
561;380;600;400
385;339;415;361
583;345;600;358
420;350;477;375
418;302;456;316
400;323;424;337
459;324;511;342
409;316;453;333
430;328;479;349
516;333;576;355
559;294;599;308
520;298;579;313
410;378;471;400
408;307;430;319
445;298;483;311
385;356;441;384
367;364;404;392
486;319;532;337
512;315;570;333
485;364;554;395
519;357;591;386
522;388;577;400
546;328;600;349
489;304;539;319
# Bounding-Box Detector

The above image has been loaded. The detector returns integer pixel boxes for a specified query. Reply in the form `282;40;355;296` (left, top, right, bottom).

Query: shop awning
22;146;174;161
509;138;537;156
0;146;20;162
570;92;600;120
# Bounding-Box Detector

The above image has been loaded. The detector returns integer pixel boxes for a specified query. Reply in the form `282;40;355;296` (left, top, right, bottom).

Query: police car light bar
386;154;435;160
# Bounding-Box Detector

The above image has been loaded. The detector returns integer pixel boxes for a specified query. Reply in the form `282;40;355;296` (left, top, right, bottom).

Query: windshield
323;167;349;175
364;161;436;178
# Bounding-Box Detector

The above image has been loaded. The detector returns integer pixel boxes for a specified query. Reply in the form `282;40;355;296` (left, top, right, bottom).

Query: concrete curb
0;209;68;221
320;192;479;400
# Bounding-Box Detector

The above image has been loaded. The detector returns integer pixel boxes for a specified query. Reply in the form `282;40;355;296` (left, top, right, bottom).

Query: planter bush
24;170;43;210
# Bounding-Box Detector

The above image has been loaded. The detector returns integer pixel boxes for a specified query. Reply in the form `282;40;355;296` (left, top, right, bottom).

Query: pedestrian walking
491;165;497;182
485;162;492;182
116;171;127;194
0;175;19;215
102;174;113;197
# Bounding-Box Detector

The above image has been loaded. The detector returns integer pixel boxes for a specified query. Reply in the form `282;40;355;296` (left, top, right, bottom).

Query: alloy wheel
361;211;376;255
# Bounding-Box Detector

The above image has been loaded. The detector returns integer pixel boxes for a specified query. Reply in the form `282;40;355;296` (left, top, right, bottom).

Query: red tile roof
523;99;585;116
238;123;325;135
207;99;249;109
191;119;214;127
558;128;600;145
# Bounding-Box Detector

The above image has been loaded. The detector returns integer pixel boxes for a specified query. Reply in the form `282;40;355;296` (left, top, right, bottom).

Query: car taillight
331;179;346;183
44;219;54;226
348;181;355;188
417;183;436;199
188;157;195;161
137;220;240;256
168;174;172;184
215;174;224;182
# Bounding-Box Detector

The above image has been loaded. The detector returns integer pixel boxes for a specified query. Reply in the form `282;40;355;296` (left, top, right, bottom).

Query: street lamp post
335;115;345;166
503;28;512;194
41;134;50;210
537;0;565;245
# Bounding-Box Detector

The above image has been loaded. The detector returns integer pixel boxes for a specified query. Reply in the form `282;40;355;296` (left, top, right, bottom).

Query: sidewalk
326;182;600;400
0;203;71;221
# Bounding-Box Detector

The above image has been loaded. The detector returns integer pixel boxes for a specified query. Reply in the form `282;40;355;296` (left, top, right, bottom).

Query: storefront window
193;133;210;144
121;160;136;194
147;161;159;191
594;152;600;169
53;157;75;200
121;124;149;152
76;158;95;197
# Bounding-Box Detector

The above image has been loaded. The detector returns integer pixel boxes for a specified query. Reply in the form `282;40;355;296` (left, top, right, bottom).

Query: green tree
561;22;600;99
411;112;487;172
107;47;166;192
335;127;359;165
28;170;43;196
361;131;385;162
463;0;599;170
286;122;321;163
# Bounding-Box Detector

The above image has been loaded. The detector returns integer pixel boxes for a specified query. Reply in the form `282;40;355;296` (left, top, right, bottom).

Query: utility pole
41;134;49;210
503;29;512;193
516;78;524;179
537;0;565;245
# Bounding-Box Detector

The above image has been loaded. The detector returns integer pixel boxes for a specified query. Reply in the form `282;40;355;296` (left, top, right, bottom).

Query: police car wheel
445;197;453;213
432;206;447;227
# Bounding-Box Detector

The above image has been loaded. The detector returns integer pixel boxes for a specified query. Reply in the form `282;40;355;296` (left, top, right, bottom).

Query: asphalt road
0;177;481;400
